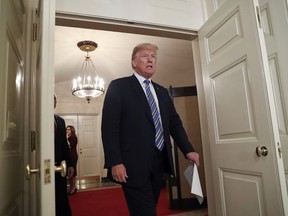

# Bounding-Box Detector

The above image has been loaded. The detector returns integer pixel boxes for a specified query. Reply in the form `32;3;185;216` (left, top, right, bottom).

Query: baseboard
101;177;112;182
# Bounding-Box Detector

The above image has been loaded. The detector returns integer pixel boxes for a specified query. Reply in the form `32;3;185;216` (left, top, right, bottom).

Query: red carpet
69;187;189;216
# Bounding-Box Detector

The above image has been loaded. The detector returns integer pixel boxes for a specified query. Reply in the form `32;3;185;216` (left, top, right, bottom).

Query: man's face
132;48;157;79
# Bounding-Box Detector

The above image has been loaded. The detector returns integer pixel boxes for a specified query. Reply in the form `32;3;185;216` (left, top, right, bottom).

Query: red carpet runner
69;187;189;216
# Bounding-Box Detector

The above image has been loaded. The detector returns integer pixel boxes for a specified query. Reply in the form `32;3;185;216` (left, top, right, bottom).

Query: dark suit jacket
54;114;72;216
101;75;195;187
54;115;72;168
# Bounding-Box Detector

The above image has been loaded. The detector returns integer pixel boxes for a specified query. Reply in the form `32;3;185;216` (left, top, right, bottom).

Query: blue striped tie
144;80;164;151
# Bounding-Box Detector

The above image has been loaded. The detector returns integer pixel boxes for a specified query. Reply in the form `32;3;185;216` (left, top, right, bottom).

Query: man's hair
131;43;158;60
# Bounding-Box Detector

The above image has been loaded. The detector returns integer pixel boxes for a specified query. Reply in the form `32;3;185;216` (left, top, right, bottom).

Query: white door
259;0;288;191
0;0;28;215
61;115;102;178
78;115;102;177
0;0;55;215
198;0;288;215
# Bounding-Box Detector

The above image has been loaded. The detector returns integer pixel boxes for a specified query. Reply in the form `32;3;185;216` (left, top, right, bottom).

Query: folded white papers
184;164;204;204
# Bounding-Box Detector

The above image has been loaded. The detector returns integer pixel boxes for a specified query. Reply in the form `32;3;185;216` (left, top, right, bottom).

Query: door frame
196;0;288;215
54;5;287;215
54;11;214;213
37;0;56;215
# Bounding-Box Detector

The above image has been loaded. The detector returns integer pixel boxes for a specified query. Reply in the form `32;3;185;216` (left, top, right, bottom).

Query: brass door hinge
32;8;38;41
33;23;38;41
277;142;282;158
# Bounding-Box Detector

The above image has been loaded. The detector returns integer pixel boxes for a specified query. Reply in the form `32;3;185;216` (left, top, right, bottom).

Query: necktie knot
144;79;150;85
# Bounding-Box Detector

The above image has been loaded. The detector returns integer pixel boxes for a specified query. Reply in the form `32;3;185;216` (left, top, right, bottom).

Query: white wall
55;80;104;115
56;0;205;31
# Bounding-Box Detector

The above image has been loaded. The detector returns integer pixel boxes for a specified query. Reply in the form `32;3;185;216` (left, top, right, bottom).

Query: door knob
26;164;40;180
256;146;268;157
55;160;67;177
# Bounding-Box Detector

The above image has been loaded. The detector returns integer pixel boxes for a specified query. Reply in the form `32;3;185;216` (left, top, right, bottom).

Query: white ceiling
54;25;197;98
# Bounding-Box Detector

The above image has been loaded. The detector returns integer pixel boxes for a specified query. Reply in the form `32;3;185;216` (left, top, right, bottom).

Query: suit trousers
122;147;165;216
55;174;72;216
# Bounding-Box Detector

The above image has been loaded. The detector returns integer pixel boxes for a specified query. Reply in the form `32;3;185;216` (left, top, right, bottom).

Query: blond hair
131;43;158;60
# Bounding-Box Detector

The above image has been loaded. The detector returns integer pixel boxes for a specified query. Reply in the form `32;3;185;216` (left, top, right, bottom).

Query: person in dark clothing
66;125;78;195
54;94;74;215
101;43;200;216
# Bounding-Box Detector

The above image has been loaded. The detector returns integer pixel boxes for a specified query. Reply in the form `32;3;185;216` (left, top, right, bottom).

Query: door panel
0;0;27;215
198;0;287;215
78;115;101;177
0;0;55;215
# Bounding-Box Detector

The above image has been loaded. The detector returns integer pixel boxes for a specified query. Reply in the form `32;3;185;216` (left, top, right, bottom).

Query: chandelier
72;40;104;103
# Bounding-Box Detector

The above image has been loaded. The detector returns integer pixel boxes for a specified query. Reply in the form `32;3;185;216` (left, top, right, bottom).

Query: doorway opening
54;13;206;212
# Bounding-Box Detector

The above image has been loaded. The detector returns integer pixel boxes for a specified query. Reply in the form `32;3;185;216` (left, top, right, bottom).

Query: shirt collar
134;72;151;85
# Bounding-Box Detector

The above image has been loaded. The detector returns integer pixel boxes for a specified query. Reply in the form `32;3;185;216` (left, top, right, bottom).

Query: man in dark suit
101;43;200;216
54;94;74;216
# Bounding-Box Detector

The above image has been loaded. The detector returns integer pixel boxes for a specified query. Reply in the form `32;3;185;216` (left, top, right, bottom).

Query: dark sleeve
69;135;78;150
165;88;195;155
101;80;123;168
61;118;73;167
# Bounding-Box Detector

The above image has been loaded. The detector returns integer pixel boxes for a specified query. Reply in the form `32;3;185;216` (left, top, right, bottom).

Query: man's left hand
186;152;200;166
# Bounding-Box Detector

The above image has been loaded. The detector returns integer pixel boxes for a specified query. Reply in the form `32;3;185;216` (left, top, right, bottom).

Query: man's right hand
112;164;128;183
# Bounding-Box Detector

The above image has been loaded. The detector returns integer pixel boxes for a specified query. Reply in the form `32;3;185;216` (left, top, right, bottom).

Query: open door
26;0;56;215
0;0;55;215
259;0;288;192
198;0;288;215
0;0;29;215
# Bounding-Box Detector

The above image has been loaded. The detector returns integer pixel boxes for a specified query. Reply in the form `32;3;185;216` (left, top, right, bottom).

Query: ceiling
54;25;197;100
